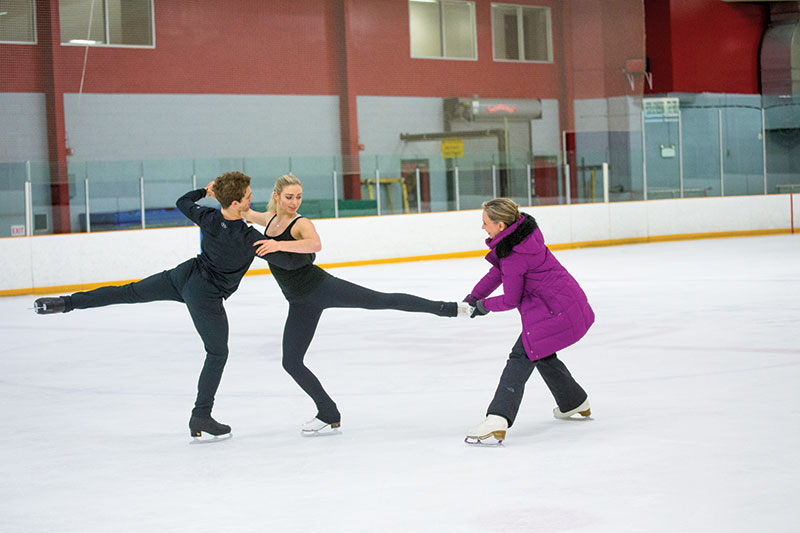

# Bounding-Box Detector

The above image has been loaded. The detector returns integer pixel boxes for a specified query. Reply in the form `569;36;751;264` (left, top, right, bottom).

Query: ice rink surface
1;234;798;532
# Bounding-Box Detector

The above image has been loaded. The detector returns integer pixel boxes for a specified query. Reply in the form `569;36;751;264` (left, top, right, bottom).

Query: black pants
282;274;456;424
68;259;228;418
487;335;587;427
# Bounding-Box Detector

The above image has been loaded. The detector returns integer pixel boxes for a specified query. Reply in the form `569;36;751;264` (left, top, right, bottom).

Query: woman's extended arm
469;266;502;300
243;208;271;227
481;260;526;312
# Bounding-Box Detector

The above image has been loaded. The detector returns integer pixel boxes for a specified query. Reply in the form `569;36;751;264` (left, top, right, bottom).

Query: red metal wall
342;0;561;98
1;0;341;94
2;1;772;97
645;0;767;94
2;0;568;97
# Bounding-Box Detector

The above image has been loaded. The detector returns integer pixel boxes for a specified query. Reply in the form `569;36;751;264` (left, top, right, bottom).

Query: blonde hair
482;198;520;227
267;173;302;212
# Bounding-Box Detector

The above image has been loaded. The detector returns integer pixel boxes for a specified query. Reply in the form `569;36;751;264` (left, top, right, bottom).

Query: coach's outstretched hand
470;299;489;318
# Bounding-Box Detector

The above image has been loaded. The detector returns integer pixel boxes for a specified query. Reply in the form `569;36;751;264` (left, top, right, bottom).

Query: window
0;0;36;44
409;0;476;60
492;4;552;62
60;0;153;47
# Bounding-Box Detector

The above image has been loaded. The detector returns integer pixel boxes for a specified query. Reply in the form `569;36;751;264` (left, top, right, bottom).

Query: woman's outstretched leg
314;274;459;317
281;303;340;424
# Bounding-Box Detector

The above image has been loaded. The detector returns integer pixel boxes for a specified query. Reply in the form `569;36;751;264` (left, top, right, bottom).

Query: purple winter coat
469;213;594;361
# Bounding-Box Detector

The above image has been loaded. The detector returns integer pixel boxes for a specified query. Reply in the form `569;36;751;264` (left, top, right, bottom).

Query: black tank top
263;215;327;300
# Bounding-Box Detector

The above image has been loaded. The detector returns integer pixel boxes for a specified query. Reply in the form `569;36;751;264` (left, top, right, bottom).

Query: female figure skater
463;198;594;445
247;174;469;435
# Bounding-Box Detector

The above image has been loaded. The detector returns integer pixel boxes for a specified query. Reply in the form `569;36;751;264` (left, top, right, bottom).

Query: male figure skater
34;171;267;441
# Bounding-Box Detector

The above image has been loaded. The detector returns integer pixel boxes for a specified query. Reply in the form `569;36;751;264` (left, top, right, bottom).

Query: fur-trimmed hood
485;212;538;259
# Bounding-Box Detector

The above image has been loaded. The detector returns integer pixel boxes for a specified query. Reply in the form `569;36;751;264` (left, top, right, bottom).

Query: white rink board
0;194;796;293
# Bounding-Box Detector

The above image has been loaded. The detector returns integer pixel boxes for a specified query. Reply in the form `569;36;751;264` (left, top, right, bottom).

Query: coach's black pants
68;259;229;418
486;335;587;427
282;273;457;424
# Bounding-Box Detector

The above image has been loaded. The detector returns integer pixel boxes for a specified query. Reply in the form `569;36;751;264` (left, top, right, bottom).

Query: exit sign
11;225;25;236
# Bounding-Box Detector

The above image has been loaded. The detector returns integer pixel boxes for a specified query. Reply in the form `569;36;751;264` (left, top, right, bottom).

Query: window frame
490;3;553;64
0;0;38;45
409;0;478;61
60;0;156;49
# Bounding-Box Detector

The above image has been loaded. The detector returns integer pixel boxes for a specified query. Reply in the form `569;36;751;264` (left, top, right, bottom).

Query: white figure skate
457;301;473;318
301;417;341;437
553;398;591;419
464;414;508;445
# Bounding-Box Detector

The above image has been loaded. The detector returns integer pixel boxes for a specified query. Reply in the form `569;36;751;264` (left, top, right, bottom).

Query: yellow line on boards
2;227;793;297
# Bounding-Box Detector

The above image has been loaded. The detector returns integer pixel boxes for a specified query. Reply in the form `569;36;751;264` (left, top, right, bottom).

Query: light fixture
69;39;99;45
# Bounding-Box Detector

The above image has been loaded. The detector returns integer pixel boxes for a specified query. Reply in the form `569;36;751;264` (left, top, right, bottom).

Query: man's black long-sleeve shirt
176;189;266;298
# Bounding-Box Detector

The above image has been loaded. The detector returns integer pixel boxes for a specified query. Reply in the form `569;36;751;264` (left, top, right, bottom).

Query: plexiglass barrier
2;98;800;238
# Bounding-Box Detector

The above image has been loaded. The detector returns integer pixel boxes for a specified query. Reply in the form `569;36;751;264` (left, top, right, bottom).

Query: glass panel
505;150;532;207
338;171;378;218
722;105;766;196
60;0;105;44
531;155;562;205
107;0;152;46
571;132;610;203
238;156;290;212
764;95;800;194
453;151;496;210
141;159;195;228
442;1;474;59
492;5;518;60
409;1;441;58
357;157;388;215
0;162;29;237
643;118;681;199
679;107;719;197
0;0;35;43
29;161;61;234
522;7;550;62
619;124;645;202
284;156;336;219
83;160;142;231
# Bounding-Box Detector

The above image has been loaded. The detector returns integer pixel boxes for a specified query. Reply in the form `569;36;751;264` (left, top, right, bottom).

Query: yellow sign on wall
441;137;464;158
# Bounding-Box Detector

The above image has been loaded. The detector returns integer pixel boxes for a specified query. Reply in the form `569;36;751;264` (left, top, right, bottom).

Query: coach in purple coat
465;198;594;445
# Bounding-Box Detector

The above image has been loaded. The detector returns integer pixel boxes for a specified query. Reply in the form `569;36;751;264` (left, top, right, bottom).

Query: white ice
1;235;799;532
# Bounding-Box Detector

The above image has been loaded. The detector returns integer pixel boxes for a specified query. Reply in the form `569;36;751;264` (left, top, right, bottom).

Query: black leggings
68;259;229;418
487;335;587;427
282;274;456;424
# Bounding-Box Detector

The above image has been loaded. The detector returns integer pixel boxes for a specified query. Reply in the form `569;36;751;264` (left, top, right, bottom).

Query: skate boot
553;398;591;419
33;297;67;315
189;415;232;443
301;417;341;437
465;414;508;445
457;301;474;318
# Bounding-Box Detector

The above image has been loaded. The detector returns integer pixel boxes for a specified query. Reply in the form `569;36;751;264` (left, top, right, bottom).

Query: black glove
471;299;489;318
463;294;478;305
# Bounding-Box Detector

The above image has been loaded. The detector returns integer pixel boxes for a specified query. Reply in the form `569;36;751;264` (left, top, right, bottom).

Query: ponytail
482;198;520;227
